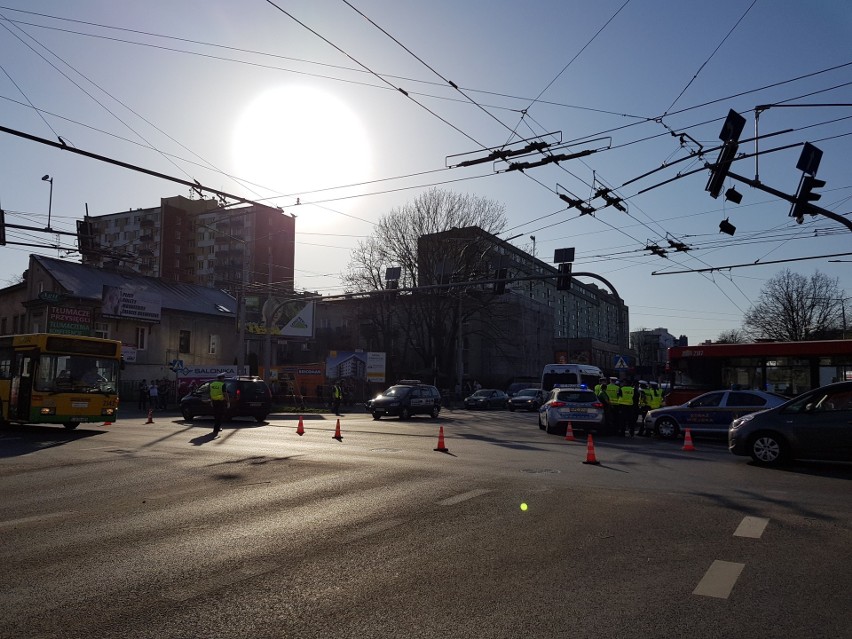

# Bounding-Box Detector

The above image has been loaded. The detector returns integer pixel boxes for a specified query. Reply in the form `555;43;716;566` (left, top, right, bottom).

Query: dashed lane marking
0;511;76;530
438;489;493;506
733;516;769;539
693;560;745;599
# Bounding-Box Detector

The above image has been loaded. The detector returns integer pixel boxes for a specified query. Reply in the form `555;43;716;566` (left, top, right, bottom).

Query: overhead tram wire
263;0;488;151
0;13;268;203
660;0;758;118
340;0;520;140
4;5;848;138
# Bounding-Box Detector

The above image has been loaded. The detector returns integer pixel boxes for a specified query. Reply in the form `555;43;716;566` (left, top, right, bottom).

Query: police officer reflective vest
619;384;635;406
210;380;226;401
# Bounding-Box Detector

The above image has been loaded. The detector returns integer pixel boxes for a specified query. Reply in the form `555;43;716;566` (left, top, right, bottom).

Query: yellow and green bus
0;333;121;429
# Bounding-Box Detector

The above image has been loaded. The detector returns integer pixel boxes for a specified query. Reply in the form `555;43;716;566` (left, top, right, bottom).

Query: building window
209;334;219;355
135;326;146;350
94;322;110;339
179;330;191;354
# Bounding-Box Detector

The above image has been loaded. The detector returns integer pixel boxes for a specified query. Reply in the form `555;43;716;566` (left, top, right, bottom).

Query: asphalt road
1;408;850;638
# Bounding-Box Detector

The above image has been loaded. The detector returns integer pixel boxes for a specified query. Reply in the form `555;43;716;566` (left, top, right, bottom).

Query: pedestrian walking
209;373;230;436
138;379;148;410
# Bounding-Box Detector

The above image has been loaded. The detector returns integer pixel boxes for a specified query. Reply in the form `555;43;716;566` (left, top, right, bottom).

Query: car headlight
730;413;755;430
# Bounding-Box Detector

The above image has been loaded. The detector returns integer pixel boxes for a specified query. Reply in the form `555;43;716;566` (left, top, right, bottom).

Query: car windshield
472;390;492;397
382;386;411;398
516;389;538;397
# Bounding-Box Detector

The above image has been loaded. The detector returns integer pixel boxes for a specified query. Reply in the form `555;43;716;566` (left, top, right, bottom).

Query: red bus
665;339;852;405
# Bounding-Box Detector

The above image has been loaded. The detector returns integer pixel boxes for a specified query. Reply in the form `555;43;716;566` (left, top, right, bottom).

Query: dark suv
180;376;272;423
365;380;442;420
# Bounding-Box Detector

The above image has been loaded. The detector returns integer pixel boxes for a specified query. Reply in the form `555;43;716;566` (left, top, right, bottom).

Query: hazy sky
1;1;850;343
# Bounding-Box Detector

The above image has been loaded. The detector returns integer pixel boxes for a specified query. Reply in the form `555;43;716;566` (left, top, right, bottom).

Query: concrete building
80;195;296;295
630;327;678;380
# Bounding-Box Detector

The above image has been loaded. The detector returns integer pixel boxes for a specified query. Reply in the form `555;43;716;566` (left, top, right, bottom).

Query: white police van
540;363;603;393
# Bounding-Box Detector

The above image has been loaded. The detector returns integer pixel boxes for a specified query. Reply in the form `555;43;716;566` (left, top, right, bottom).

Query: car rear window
556;390;597;403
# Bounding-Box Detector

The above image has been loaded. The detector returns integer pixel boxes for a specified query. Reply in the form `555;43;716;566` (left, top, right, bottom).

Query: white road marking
693;560;745;599
734;516;769;538
438;489;493;506
161;563;277;602
0;511;76;530
343;519;405;542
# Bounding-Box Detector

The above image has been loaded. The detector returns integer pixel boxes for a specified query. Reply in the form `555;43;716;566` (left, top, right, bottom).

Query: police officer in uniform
209;373;230;436
619;380;635;436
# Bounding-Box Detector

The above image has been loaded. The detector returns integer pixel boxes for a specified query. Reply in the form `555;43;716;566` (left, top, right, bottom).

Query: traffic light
0;208;5;246
493;268;507;294
556;262;572;291
790;175;826;223
705;110;746;199
76;220;95;255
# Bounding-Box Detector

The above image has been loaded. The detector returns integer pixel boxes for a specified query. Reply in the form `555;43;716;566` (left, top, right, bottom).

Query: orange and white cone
682;428;696;451
434;426;449;453
333;418;342;441
582;434;600;465
296;416;305;436
565;420;576;441
145;409;154;424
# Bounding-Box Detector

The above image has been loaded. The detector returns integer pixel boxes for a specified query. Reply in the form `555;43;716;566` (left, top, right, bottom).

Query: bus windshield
35;354;120;393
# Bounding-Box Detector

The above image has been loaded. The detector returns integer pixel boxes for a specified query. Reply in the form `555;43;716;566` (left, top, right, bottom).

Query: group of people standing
594;378;663;436
136;379;170;411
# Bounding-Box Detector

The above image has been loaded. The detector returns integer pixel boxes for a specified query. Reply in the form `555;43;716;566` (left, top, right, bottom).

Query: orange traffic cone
682;428;696;451
565;421;576;441
145;409;154;424
332;418;342;441
296;416;305;436
582;434;600;465
434;426;449;453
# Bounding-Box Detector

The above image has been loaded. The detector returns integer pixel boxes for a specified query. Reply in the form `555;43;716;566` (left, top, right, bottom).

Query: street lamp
41;174;53;230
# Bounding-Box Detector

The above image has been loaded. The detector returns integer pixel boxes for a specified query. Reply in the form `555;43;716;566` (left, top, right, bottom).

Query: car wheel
182;409;194;422
749;432;788;466
254;414;267;423
538;412;545;430
372;412;381;420
400;407;410;420
655;417;679;439
430;406;439;419
545;417;555;434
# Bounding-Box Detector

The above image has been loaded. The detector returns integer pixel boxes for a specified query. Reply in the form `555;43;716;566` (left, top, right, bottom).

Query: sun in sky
232;85;372;228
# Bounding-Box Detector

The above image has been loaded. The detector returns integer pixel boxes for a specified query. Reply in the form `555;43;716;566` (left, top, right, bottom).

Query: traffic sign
613;355;629;370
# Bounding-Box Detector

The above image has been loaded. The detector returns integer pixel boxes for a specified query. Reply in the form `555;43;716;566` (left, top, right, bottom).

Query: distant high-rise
81;195;296;295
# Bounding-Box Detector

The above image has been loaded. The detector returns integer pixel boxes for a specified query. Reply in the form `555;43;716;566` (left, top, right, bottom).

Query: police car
538;384;605;435
365;380;442;420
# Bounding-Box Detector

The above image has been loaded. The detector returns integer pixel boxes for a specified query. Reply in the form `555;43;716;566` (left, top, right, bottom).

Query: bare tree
342;188;506;381
715;328;747;343
743;269;847;341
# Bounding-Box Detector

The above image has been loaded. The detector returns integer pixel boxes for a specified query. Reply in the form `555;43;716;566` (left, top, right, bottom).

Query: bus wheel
63;422;80;430
655;417;679;439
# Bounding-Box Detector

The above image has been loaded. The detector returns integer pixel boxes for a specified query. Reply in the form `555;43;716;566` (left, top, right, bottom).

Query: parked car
644;389;786;439
180;376;272;423
464;389;509;410
538;387;605;435
365;381;441;420
506;381;540;397
507;388;546;412
729;381;852;466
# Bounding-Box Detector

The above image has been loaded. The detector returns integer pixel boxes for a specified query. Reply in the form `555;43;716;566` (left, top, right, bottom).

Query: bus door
9;351;36;420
